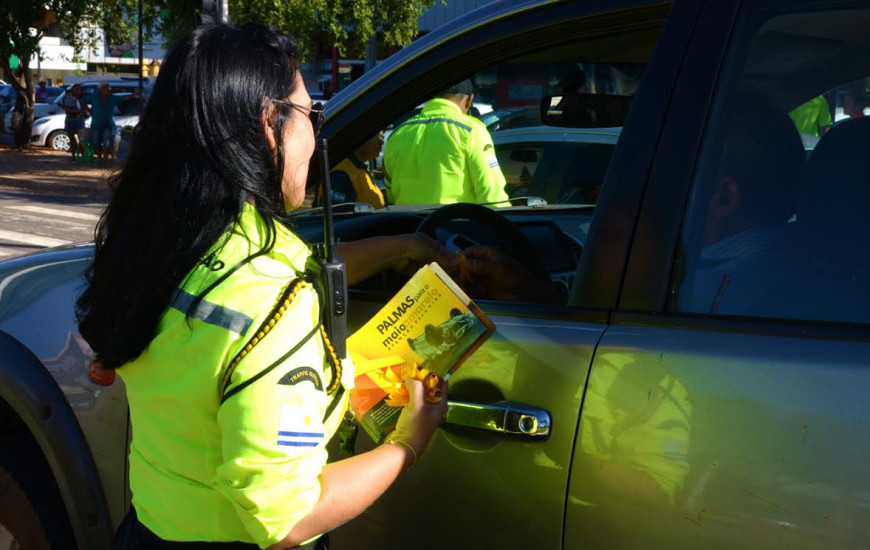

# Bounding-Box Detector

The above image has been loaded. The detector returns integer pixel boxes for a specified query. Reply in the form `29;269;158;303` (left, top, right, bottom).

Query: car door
324;1;705;548
567;1;870;548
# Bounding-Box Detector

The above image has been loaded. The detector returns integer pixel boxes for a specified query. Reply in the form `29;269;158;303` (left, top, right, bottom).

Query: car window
356;25;662;208
555;140;617;205
494;141;547;198
670;6;870;325
43;87;63;103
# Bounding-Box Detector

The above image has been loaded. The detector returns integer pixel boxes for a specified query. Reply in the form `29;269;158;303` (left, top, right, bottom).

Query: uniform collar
233;202;309;272
422;97;465;117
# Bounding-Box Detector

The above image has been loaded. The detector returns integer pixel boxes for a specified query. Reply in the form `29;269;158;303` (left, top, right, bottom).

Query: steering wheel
416;203;551;282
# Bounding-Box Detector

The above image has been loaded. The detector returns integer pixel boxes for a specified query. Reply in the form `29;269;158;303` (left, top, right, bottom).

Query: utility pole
138;0;144;95
365;33;377;72
218;0;229;24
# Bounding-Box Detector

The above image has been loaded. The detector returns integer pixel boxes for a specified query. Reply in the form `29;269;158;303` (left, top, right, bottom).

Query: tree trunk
10;60;34;150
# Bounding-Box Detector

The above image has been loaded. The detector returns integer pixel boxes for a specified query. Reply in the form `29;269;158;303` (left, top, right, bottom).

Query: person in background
837;91;868;125
383;79;510;206
788;94;832;137
76;23;451;549
84;82;137;161
61;84;87;162
35;81;48;103
318;131;386;208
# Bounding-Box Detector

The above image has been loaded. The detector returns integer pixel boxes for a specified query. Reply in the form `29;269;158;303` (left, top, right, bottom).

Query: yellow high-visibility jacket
383;98;509;205
119;203;353;547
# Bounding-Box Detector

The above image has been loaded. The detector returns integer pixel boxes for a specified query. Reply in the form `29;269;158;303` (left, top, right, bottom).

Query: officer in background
317;131;386;208
383;79;510;205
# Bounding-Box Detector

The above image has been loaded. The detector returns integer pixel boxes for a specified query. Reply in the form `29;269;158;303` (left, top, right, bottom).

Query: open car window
301;6;673;306
327;18;664;211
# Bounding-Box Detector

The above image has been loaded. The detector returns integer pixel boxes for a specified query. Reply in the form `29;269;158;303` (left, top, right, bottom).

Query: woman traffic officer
77;23;450;549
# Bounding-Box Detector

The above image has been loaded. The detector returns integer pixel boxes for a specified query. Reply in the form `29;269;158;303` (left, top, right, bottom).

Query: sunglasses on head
271;99;325;136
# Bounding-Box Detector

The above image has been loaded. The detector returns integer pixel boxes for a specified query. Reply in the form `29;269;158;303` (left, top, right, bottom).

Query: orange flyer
348;262;495;442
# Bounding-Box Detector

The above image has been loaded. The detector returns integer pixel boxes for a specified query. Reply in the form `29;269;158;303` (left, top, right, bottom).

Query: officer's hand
462;246;564;304
392;233;457;276
388;377;448;461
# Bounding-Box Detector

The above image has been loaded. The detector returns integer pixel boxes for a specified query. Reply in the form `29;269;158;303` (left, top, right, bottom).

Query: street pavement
0;132;113;201
0;133;111;258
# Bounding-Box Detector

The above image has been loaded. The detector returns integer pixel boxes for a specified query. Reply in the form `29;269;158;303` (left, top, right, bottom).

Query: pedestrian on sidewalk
62;84;87;161
77;23;452;549
84;83;137;162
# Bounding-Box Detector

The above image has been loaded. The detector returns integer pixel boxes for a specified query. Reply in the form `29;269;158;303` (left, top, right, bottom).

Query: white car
30;112;140;151
0;85;65;131
2;101;64;132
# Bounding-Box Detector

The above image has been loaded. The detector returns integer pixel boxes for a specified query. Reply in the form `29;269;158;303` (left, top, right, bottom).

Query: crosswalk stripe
0;230;68;248
7;205;101;222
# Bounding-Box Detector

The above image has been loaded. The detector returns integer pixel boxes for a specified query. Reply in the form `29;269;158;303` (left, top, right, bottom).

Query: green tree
0;0;162;148
171;0;436;59
1;0;434;149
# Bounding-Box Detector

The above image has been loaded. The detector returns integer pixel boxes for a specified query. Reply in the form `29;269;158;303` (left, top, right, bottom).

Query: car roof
491;125;622;144
68;80;149;89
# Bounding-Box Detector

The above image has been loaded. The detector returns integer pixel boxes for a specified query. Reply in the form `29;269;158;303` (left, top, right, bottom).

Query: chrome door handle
444;401;551;440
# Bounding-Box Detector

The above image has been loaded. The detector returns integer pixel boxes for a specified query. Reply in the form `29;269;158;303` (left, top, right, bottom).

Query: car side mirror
540;94;632;128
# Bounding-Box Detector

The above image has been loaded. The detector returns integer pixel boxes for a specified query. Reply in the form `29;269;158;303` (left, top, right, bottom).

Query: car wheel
47;131;70;151
0;435;75;549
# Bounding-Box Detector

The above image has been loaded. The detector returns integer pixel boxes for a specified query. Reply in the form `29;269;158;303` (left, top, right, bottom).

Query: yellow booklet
348;262;495;442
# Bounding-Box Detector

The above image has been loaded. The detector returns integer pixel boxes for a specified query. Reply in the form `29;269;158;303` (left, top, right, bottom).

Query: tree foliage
0;0;163;147
198;0;436;59
0;0;434;148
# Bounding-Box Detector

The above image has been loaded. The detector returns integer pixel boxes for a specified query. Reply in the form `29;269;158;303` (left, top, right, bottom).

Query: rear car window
670;6;870;325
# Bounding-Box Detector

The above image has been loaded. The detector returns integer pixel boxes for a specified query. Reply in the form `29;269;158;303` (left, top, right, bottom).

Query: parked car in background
52;79;148;114
480;106;542;132
0;85;64;132
29;112;140;151
493;125;620;204
4;1;870;549
2;80;149;133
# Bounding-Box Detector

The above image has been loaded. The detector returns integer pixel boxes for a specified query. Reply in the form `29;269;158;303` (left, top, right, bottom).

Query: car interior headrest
798;116;870;237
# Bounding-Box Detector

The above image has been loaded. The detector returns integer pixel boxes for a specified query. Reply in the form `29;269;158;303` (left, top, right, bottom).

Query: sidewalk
0;141;116;201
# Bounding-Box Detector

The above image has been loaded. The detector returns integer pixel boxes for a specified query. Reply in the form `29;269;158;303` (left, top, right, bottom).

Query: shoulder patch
483;143;494;151
278;367;323;390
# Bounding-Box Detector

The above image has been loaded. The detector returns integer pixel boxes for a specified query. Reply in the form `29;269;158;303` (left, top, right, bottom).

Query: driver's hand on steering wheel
392;233;457;277
461;246;565;304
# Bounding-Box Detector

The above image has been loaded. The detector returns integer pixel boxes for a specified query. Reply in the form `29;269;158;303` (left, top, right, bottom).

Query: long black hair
77;24;302;369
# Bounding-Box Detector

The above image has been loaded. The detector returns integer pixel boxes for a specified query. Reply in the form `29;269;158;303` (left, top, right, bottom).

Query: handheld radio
313;138;348;359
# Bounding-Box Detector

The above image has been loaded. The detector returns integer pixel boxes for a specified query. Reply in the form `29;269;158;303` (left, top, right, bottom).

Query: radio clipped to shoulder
311;138;348;359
